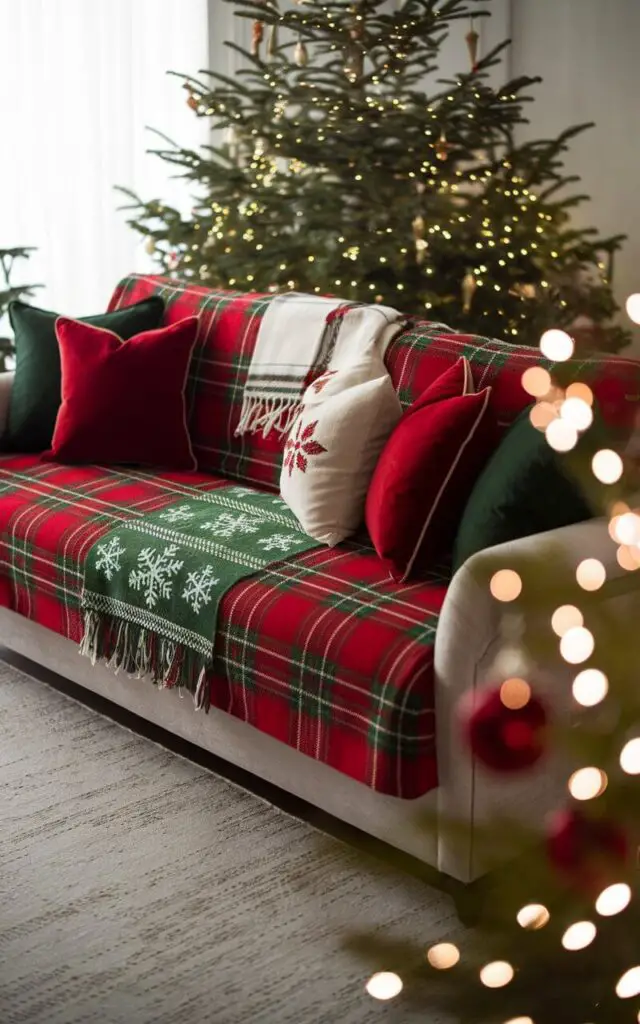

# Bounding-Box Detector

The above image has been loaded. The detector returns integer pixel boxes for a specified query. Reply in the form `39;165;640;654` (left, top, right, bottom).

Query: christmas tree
342;331;640;1022
119;0;629;349
0;247;39;371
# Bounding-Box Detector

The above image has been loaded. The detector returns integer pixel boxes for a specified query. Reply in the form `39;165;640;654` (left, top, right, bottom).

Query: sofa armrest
433;518;640;881
0;372;14;439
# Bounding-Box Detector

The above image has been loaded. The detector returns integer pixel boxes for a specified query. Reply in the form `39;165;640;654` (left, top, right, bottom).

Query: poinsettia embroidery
284;418;327;475
311;370;338;393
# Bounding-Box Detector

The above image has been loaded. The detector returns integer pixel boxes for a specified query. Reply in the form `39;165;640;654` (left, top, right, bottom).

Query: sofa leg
451;879;487;927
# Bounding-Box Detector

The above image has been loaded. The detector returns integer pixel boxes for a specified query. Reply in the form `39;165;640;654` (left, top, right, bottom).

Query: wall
510;0;640;349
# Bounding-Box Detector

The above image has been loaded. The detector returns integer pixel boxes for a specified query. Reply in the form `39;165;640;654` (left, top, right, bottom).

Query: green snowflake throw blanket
80;486;318;708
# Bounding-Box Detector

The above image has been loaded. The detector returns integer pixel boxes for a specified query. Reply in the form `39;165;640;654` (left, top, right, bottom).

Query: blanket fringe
79;610;211;709
235;395;300;439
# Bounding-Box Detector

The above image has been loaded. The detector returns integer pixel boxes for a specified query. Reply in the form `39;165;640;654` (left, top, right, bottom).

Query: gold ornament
267;22;279;58
461;270;477;313
252;19;264;57
466;27;479;70
145;237;156;256
185;88;198;112
434;130;454;162
294;37;309;66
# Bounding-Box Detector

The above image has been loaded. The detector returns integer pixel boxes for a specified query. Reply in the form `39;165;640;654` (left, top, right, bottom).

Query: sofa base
0;608;456;876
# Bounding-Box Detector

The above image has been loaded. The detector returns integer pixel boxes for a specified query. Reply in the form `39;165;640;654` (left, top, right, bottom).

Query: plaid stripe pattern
109;275;640;492
0;456;444;797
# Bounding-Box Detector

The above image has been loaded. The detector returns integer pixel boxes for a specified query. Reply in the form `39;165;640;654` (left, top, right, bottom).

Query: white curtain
0;0;209;318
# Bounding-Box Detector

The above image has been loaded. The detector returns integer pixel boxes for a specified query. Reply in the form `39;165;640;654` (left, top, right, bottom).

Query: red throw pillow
366;358;496;581
44;316;199;469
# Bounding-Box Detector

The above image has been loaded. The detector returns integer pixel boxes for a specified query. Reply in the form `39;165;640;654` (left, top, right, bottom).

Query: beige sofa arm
433;518;640;881
0;372;14;438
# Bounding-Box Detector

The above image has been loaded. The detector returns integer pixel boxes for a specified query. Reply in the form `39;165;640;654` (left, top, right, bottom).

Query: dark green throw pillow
5;296;165;452
452;409;593;571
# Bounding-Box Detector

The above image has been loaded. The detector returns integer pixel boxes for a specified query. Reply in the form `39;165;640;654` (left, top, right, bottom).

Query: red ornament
546;808;629;894
461;684;547;772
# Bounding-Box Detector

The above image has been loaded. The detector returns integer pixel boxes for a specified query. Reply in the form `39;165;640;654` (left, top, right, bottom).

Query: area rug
0;660;460;1024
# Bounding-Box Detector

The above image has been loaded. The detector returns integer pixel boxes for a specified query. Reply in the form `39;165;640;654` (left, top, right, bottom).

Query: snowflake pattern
95;536;126;581
158;504;196;525
200;512;262;539
128;544;185;609
257;533;300;554
181;565;219;614
284;418;327;476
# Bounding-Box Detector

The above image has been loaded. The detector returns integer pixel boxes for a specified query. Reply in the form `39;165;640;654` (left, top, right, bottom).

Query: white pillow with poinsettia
280;358;402;546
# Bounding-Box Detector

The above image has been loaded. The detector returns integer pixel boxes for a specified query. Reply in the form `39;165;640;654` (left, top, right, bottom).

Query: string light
551;605;583;637
572;668;608;706
576;559;606;591
560;397;593;431
427;943;460;969
479;962;514;988
490;569;522;602
521;367;551;398
616;966;640;999
592;449;623;484
561;921;596;950
566;382;594;406
517;904;550;930
595;883;632;917
625;293;640;324
620;737;640;774
612;512;640;545
540;329;574;362
546;419;578;452
568;767;607;800
365;973;403;1000
500;678;531;709
560;626;594;664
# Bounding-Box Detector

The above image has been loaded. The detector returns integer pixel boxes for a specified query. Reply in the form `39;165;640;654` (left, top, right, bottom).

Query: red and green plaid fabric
109;274;640;491
0;456;444;797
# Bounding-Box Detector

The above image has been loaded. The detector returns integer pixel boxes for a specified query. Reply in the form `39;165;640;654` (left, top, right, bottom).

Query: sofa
1;273;638;884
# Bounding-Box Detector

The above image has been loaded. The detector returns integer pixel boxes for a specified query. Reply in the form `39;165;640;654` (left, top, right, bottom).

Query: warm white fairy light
500;678;531;710
595;883;632;917
620;737;640;774
427;943;460;969
616;966;640;998
576;559;606;591
568;767;607;800
625;293;640;324
545;418;578;452
504;1018;534;1024
540;328;574;362
560;397;593;431
572;668;609;707
566;381;594;406
521;366;551;398
479;961;514;988
517;904;550;930
561;921;596;950
490;569;522;602
592;449;624;485
551;605;583;637
365;972;403;1000
529;401;557;431
616;546;640;572
612;512;640;545
560;626;594;664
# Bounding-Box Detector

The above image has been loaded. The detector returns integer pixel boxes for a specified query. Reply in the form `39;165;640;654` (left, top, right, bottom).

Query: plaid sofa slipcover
1;275;638;800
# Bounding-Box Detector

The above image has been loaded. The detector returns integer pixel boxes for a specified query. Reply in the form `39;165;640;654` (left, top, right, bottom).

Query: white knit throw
235;292;403;438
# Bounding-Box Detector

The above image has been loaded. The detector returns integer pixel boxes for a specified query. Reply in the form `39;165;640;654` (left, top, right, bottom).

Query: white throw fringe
235;395;301;439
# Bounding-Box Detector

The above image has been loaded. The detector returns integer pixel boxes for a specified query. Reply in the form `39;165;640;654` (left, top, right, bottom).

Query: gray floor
0;659;462;1024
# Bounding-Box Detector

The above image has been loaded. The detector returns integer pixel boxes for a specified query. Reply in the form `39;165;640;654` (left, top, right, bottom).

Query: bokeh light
595;883;632;917
551;605;584;637
517;904;550;930
561;921;596;950
612;512;640;545
540;328;574;362
522;366;552;398
620;737;640;775
568;767;607;801
490;569;522;602
479;961;514;988
576;559;606;591
566;381;594;406
500;678;531;710
572;668;608;707
529;401;557;431
617;546;640;572
560;626;595;664
365;972;403;1000
616;966;640;999
427;943;460;970
560;397;593;431
625;293;640;324
546;418;578;452
592;449;623;485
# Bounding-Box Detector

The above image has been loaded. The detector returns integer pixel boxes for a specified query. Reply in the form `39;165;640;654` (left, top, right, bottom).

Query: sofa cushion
107;275;640;493
5;296;165;453
0;455;444;798
44;315;199;470
452;410;593;571
366;358;496;581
